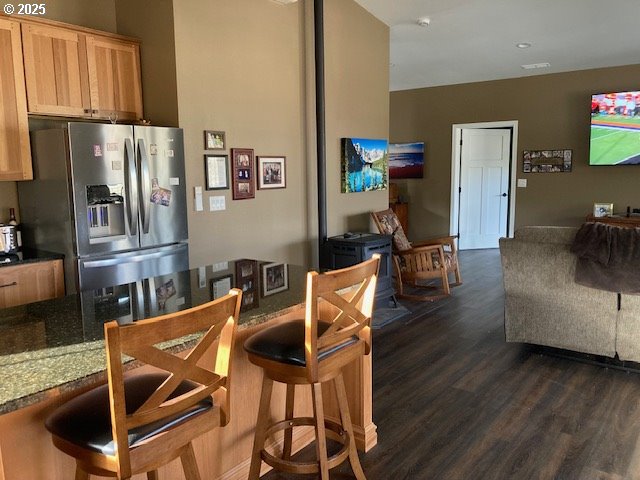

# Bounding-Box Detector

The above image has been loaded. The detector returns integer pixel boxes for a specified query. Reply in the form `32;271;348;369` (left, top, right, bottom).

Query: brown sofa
499;226;640;362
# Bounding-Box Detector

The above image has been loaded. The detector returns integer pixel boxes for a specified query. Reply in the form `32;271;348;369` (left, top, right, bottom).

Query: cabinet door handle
84;109;91;114
0;281;17;289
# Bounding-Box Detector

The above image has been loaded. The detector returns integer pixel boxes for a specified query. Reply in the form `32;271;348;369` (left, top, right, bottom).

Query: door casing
449;121;519;245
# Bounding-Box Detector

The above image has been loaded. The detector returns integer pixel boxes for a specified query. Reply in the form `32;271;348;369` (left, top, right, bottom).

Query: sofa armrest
513;226;579;245
499;236;617;357
616;294;640;362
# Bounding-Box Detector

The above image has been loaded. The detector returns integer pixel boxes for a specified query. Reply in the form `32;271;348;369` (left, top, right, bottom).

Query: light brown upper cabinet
86;35;143;122
0;17;32;181
21;23;89;117
19;18;143;122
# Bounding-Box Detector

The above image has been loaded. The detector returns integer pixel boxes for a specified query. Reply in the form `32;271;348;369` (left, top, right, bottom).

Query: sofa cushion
513;226;579;245
616;294;640;362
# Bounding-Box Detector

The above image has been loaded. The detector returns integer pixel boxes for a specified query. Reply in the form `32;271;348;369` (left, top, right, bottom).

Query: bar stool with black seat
244;255;380;479
45;289;242;480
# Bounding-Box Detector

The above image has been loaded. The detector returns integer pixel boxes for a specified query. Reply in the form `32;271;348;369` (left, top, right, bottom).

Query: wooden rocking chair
371;208;462;301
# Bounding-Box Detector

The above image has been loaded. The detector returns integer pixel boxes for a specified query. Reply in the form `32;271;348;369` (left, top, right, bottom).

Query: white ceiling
353;0;640;91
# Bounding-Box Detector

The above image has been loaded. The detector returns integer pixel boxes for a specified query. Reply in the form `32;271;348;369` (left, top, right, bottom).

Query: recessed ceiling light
417;17;431;27
521;62;551;70
516;42;532;49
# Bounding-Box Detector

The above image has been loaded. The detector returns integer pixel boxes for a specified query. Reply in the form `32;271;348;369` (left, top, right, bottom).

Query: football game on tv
590;90;640;165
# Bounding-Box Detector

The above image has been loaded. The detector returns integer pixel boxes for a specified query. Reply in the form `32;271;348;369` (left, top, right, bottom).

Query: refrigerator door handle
83;249;176;268
137;139;152;235
145;277;157;314
134;280;145;321
124;138;138;236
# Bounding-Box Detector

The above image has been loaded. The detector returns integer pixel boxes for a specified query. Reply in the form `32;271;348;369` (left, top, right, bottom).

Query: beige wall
171;0;389;268
390;64;640;242
39;0;117;32
114;0;179;127
324;0;390;236
172;0;309;267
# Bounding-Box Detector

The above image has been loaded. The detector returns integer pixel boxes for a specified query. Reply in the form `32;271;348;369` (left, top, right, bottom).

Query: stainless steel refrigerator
19;122;189;293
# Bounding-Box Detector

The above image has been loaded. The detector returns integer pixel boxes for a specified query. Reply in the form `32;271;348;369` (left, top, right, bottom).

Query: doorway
449;121;518;249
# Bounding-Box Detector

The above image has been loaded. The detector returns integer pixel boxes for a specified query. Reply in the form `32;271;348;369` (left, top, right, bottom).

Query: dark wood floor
262;249;640;480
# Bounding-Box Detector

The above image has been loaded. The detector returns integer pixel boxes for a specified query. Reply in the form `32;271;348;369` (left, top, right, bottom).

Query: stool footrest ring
261;416;350;474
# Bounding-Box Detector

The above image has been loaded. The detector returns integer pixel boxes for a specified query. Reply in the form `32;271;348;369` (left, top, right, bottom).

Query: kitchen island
0;259;376;479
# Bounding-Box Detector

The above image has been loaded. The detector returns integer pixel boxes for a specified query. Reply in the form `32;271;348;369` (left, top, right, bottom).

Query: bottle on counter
8;208;22;251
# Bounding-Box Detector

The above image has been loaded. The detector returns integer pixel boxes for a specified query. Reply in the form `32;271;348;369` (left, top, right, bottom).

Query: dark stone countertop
0;259;307;414
0;248;64;268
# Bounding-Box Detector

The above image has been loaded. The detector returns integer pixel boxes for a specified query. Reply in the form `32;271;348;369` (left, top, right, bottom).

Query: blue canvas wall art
341;137;388;193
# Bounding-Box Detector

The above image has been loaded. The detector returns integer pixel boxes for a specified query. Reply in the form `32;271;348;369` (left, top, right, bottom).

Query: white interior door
458;128;511;250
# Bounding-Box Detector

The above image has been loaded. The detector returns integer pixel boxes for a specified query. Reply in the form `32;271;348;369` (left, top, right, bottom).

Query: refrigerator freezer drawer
78;243;189;291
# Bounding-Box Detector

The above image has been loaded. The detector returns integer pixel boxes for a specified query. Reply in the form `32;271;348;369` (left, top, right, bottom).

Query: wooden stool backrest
305;255;380;382
104;289;242;478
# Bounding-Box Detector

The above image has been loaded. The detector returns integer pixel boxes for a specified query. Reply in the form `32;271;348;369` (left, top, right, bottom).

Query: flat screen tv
590;90;640;165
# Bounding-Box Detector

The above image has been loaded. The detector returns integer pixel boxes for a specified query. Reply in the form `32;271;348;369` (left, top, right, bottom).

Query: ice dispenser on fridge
86;184;125;241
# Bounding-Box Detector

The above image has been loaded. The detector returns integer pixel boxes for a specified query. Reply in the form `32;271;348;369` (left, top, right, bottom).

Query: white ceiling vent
270;0;298;4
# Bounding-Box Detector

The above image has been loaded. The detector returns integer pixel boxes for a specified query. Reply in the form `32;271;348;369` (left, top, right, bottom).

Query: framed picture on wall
205;155;229;190
341;137;388;193
204;130;226;150
522;149;572;173
257;156;286;189
230;148;255;200
389;142;424;178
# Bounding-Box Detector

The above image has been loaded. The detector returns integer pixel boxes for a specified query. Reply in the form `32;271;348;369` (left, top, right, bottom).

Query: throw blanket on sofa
571;222;640;293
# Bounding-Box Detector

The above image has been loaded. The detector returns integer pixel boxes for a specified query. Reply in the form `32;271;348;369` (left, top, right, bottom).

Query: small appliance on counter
0;225;18;255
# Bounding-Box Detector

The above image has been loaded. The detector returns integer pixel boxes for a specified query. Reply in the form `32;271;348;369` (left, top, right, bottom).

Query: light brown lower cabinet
0;260;64;308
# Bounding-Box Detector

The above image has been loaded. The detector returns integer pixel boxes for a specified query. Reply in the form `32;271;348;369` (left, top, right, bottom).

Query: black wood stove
320;233;395;307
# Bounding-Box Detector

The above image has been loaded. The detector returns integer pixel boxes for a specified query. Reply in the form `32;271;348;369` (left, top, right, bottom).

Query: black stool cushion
243;319;358;366
45;372;213;456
